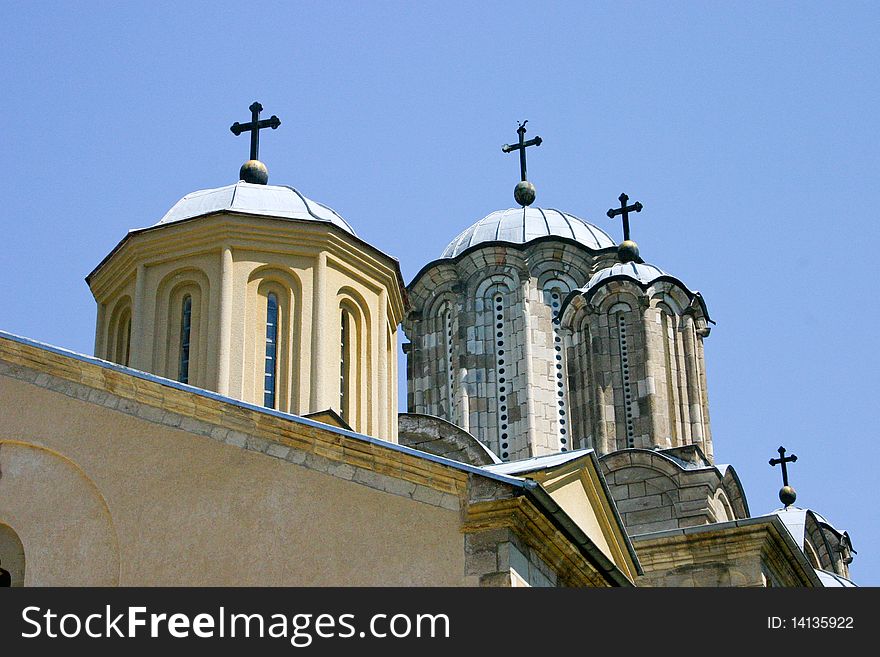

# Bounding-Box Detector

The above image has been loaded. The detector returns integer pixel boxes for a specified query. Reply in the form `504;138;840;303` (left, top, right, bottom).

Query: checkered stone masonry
404;241;616;461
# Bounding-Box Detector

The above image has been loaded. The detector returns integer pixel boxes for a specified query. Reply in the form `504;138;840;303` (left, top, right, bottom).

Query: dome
583;261;668;291
570;260;710;322
155;181;356;235
441;207;615;258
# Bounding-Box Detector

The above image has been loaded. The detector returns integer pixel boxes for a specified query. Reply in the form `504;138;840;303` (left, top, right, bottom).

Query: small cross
769;445;798;487
502;120;542;182
230;101;281;161
606;193;643;242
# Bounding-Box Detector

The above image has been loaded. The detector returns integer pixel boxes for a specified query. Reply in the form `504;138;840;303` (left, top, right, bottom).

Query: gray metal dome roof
441;207;615;258
156;181;356;235
583;261;668;291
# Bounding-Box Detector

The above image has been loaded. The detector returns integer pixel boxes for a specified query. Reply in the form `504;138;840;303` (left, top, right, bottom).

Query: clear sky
1;1;877;585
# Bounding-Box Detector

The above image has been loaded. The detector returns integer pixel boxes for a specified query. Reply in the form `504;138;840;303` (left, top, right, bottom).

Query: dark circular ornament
779;485;797;507
240;159;269;185
514;180;536;207
618;239;640;263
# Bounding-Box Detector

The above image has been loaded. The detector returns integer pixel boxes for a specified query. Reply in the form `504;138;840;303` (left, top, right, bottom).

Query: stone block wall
600;449;747;537
405;241;608;463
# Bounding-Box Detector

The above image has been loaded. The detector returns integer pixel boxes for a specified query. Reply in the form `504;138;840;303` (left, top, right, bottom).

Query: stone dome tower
87;179;406;441
559;260;714;460
404;206;619;461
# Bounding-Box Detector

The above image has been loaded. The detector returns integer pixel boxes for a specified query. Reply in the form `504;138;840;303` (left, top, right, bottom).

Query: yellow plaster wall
89;215;403;442
0;375;468;586
546;477;614;559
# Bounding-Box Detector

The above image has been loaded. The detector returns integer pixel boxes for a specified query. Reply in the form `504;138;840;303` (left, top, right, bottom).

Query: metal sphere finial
618;240;640;263
779;485;797;507
240;159;269;185
514;180;536;207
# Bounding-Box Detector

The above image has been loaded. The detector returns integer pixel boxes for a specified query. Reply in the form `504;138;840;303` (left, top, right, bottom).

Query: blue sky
1;1;877;585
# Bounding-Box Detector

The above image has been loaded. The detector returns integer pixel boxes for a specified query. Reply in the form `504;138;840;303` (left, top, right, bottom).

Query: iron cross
769;446;798;487
607;193;643;242
502;120;542;182
230;102;281;161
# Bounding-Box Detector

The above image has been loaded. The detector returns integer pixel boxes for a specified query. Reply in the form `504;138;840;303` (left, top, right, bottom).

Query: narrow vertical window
617;312;635;448
340;308;350;419
442;304;455;420
544;287;569;452
121;315;131;367
661;311;679;444
264;293;278;408
178;295;192;383
115;311;131;367
493;293;509;460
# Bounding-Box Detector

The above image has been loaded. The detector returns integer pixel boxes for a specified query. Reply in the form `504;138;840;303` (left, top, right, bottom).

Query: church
0;105;856;587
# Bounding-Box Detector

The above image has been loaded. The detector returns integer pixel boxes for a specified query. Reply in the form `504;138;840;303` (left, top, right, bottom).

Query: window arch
0;523;25;587
542;280;572;452
658;304;681;445
163;282;202;385
106;296;132;367
473;275;516;461
340;305;353;421
254;279;295;411
246;267;302;413
264;292;279;408
338;297;369;429
439;300;455;420
608;301;636;449
155;269;209;388
178;294;192;383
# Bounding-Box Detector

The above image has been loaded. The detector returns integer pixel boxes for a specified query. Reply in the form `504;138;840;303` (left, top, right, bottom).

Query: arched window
264;292;279;408
660;308;679;445
608;303;635;449
441;302;455;420
178;295;192;383
492;291;510;461
337;293;369;432
543;283;571;452
0;524;25;587
111;307;132;367
117;312;131;367
340;307;352;421
106;297;132;367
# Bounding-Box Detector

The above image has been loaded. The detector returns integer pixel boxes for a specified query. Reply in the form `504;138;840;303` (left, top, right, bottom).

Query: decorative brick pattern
405;241;612;462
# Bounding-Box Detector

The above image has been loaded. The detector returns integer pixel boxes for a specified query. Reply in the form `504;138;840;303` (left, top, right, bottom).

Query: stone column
682;316;705;450
458;367;470;433
310;252;328;412
520;279;539;456
377;289;388;438
131;263;148;371
93;302;106;359
640;305;668;449
216;244;233;396
695;329;713;460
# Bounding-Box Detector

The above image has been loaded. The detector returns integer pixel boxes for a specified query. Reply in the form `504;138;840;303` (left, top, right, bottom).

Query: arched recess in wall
602;294;640;451
0;440;120;585
154;268;210;387
475;274;518;460
337;286;373;433
540;275;575;452
246;266;302;413
424;292;457;421
656;300;684;447
0;523;25;587
105;295;132;366
708;488;735;523
804;539;822;570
